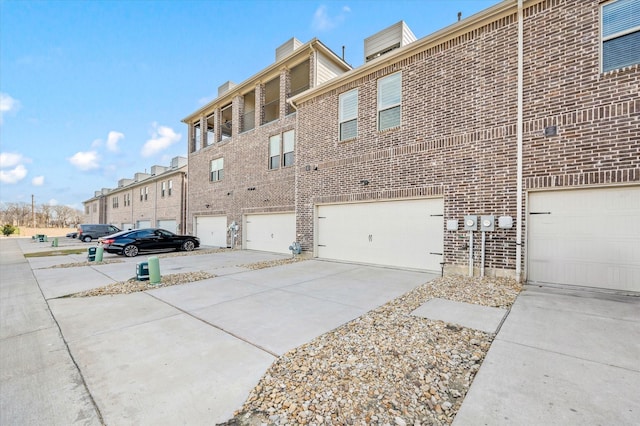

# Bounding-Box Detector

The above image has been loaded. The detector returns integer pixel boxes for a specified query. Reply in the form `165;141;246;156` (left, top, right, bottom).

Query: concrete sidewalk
453;285;640;426
0;238;102;425
2;238;437;425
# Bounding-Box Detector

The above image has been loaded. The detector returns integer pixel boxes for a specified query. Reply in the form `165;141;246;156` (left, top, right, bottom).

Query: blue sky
0;0;500;209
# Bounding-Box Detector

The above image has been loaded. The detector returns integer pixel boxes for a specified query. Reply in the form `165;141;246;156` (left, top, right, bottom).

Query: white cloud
48;198;58;206
68;151;100;171
0;93;21;124
32;176;45;186
141;123;181;157
106;131;124;152
311;4;350;31
0;164;28;184
0;152;24;168
91;138;102;148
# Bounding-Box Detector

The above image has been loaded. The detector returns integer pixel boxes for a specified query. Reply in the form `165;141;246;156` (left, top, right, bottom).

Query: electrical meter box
136;262;149;281
480;215;495;232
463;215;477;231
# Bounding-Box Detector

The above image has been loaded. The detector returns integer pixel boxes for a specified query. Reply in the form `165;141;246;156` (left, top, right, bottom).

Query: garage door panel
317;199;443;271
528;186;640;292
245;213;295;254
196;216;227;247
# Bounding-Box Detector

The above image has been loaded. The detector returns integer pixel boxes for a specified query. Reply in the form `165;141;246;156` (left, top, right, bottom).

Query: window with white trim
269;130;295;169
269;134;281;170
210;158;224;181
377;72;401;131
161;182;166;197
168;180;173;196
112;196;119;208
339;89;358;141
602;0;640;72
191;122;201;152
283;130;295;167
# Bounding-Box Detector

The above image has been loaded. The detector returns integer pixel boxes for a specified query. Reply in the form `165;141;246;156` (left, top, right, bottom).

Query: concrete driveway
3;238;436;425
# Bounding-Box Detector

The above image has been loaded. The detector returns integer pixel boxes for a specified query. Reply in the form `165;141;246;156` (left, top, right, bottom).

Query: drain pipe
515;0;524;282
468;231;474;277
481;230;486;277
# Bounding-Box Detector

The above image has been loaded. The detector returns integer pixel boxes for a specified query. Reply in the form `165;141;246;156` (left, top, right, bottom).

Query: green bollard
54;237;58;247
148;256;161;285
96;245;104;262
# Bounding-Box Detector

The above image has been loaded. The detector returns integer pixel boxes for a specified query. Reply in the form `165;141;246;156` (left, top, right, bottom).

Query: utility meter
480;215;495;232
463;215;477;231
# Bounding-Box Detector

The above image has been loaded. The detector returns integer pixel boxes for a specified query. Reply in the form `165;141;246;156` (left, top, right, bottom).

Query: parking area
5;238;436;424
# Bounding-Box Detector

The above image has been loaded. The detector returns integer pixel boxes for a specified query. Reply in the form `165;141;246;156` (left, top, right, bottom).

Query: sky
0;0;500;210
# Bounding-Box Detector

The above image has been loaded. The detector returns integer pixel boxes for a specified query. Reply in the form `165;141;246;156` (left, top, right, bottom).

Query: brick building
182;38;351;252
184;0;639;292
83;156;188;233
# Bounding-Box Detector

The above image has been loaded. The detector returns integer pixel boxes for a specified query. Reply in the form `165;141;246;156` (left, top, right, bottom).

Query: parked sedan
98;228;200;257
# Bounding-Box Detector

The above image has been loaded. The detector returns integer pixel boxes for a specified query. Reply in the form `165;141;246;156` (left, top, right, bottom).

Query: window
377;72;402;131
168;180;173;196
220;104;232;140
124;193;130;206
210;158;224;181
140;188;144;202
206;114;215;146
269;135;281;169
339;89;358;141
269;130;295;169
263;77;280;124
192;122;201;152
602;0;640;71
161;182;166;197
283;130;295;167
144;187;148;201
112;196;119;208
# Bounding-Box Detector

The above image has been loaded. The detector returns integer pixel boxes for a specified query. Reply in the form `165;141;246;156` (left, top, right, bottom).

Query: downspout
515;0;524;282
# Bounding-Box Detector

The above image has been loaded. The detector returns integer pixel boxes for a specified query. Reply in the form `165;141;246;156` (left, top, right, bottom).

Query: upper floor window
168;180;173;196
112;196;119;208
269;130;295;169
124;193;130;206
269;134;281;169
283;130;295;167
377;72;401;131
161;182;166;197
602;0;640;72
206;114;215;146
144;187;148;201
210;158;224;181
140;188;144;202
263;77;280;124
191;122;201;152
339;89;358;141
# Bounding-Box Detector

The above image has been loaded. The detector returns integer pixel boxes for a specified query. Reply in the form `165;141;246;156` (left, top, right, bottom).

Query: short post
96;245;104;262
148;256;161;285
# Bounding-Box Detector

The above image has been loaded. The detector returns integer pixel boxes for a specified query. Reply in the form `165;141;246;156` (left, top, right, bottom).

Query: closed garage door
317;198;444;271
157;219;177;233
195;216;227;247
245;213;295;254
136;220;151;229
528;186;640;292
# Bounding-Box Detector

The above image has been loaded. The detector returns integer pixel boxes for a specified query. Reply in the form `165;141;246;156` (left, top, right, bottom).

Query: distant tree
2;224;16;237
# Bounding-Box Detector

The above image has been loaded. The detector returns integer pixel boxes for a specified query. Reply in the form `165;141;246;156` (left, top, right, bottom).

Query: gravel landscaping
221;275;522;426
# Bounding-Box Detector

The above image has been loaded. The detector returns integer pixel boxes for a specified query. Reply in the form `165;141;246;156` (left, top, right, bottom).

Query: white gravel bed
222;275;522;426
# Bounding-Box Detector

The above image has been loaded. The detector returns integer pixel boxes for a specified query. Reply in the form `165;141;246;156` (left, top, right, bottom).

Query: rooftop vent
171;156;188;169
218;81;237;97
276;37;302;62
364;21;416;63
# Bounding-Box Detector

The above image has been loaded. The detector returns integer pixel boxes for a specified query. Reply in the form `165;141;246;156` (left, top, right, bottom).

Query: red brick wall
187;114;297;246
295;0;639;277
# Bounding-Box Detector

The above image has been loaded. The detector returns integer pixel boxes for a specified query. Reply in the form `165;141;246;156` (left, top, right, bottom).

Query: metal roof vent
364;21;416;63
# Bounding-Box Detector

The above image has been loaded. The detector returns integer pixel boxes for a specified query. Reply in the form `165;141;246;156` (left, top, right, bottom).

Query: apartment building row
83;156;187;233
87;0;638;293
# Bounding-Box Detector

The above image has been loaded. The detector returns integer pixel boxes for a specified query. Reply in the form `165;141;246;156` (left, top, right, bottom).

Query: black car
98;228;200;257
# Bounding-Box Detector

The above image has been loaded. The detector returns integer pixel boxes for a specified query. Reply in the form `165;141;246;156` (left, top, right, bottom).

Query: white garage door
528;186;640;292
195;216;227;247
157;220;177;233
317;198;444;271
136;220;151;229
245;213;295;254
